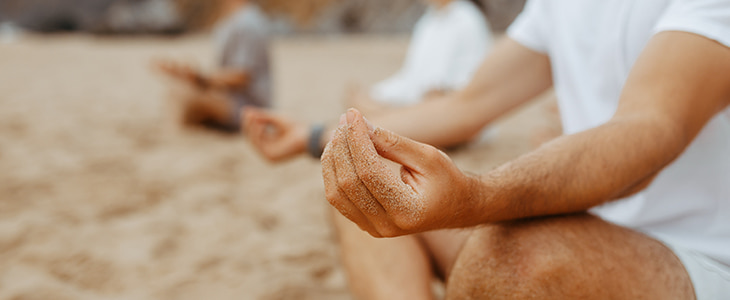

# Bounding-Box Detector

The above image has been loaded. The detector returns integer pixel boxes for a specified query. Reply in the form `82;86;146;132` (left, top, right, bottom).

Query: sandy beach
0;33;557;299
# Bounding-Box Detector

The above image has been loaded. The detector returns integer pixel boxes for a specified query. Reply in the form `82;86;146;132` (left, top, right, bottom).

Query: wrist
459;171;504;227
292;123;310;155
457;172;489;226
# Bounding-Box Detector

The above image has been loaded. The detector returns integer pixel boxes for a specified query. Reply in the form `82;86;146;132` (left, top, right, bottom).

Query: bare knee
445;219;579;299
445;214;694;300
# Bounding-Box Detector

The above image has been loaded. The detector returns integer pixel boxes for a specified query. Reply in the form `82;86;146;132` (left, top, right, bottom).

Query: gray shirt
214;4;271;108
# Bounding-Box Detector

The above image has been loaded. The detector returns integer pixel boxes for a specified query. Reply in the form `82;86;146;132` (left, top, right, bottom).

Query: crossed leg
332;209;437;299
334;211;694;299
447;213;694;299
166;84;239;131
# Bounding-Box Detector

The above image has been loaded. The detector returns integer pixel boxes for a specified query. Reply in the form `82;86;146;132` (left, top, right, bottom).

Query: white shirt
508;0;730;267
371;0;492;106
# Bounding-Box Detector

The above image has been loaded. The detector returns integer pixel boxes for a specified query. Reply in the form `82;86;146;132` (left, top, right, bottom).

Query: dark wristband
308;124;325;159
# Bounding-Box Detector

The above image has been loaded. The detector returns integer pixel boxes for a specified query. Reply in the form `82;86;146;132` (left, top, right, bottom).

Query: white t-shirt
370;0;492;106
508;0;730;267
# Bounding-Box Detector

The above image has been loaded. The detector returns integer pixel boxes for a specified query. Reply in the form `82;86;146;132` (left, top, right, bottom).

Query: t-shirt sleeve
654;0;730;48
506;0;550;53
221;28;268;71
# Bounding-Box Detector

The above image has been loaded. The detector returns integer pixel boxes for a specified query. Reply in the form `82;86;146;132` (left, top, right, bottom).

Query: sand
0;33;558;300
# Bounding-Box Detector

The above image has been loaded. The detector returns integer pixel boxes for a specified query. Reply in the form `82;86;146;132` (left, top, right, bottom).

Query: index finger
344;109;422;216
321;133;381;237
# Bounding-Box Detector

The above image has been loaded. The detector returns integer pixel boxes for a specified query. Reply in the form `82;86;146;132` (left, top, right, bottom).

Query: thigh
446;213;694;300
331;210;436;300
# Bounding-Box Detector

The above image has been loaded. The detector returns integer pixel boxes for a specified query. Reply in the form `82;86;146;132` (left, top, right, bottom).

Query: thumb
369;127;434;175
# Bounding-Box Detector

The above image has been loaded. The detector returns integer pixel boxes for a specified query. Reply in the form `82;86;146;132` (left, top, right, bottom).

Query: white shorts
664;242;730;300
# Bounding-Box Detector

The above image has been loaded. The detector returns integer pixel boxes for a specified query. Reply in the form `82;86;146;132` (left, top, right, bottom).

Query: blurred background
0;0;524;34
0;1;566;300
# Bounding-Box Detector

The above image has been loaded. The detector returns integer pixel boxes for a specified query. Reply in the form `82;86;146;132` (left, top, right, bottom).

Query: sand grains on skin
346;112;426;225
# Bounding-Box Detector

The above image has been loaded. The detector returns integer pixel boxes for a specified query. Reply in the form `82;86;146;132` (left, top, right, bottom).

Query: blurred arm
154;59;207;88
155;59;251;90
245;37;552;162
325;37;553;148
207;68;251;90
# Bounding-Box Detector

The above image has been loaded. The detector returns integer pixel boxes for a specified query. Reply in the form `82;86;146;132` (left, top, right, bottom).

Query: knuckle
423;145;444;161
324;189;340;204
366;228;383;238
376;226;400;238
426;147;452;167
371;220;403;238
393;219;416;232
392;212;421;232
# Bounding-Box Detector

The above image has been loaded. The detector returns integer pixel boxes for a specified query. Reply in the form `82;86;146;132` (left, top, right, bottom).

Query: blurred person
349;0;492;114
243;0;493;160
319;0;730;299
156;0;271;132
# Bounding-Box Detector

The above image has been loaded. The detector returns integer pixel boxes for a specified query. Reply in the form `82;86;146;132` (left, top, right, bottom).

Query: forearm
369;94;503;147
373;40;551;147
320;38;552;150
465;32;730;225
467;114;686;225
318;92;510;153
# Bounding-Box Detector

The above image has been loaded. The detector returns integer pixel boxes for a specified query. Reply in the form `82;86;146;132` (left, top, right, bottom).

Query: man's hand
154;59;206;87
243;108;309;162
322;109;481;237
208;70;251;90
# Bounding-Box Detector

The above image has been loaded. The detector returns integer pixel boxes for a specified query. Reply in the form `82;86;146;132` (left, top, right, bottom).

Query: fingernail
339;113;346;126
346;108;356;124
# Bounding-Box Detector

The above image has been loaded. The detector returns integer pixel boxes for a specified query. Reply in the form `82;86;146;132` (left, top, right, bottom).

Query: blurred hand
209;70;251;90
178;92;233;129
243;107;309;162
321;109;481;237
153;59;206;87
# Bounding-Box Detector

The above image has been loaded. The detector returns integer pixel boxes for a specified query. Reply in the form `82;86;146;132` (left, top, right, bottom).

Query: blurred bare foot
167;87;239;133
